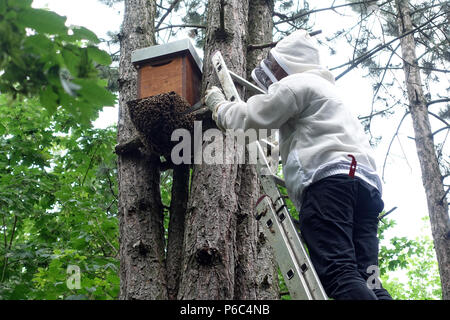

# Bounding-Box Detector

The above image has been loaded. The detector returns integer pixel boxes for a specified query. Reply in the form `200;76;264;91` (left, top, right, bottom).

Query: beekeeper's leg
299;174;378;300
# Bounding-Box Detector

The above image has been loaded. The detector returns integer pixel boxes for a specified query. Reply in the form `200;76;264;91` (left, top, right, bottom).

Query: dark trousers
299;174;392;300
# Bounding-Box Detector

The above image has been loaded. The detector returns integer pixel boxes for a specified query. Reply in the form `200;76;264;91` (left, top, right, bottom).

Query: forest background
0;0;448;300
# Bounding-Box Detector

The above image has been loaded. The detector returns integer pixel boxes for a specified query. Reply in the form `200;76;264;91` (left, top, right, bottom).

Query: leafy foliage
0;95;119;300
0;0;116;125
0;0;445;300
378;217;442;300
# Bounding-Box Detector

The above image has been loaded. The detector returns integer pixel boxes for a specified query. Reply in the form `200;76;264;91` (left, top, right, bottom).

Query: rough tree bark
177;0;250;299
117;0;167;300
166;164;190;300
234;0;279;300
395;0;450;299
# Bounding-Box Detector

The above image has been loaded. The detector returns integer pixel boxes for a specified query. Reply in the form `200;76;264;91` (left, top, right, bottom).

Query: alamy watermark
66;265;81;290
171;121;279;174
366;265;382;290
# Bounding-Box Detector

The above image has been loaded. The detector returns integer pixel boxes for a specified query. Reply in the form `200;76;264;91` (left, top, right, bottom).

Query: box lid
131;38;203;72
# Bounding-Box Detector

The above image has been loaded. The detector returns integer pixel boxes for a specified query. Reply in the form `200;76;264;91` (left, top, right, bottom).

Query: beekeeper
204;29;392;300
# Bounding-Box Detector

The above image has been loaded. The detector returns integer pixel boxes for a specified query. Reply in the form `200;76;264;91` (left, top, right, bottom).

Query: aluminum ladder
212;51;328;300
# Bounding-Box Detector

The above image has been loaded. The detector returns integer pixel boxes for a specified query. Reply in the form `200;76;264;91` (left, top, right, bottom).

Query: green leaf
71;27;100;44
62;47;81;76
24;35;54;54
16;8;68;35
0;121;5;135
0;1;6;14
5;10;17;20
40;86;59;114
7;0;33;9
87;47;111;66
75;79;116;106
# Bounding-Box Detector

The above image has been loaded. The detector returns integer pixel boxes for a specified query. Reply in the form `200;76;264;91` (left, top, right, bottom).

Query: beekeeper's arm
205;82;299;132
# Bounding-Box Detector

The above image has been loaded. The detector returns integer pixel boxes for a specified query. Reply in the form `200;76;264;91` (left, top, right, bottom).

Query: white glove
205;86;226;123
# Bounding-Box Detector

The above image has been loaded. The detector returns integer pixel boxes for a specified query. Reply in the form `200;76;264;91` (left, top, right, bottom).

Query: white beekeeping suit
207;30;381;210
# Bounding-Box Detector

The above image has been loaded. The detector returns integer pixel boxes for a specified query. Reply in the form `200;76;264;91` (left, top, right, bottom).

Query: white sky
31;0;447;244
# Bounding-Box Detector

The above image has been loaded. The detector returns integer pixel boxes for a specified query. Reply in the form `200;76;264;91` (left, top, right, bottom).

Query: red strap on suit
348;154;357;178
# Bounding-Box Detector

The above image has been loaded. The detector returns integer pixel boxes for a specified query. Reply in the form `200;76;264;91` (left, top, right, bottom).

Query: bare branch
248;42;278;51
248;31;322;51
155;0;182;31
429;111;450;127
382;111;410;182
114;136;143;155
155;24;206;32
378;206;398;221
432;126;450;136
369;66;450;73
428;98;450;106
274;0;380;25
334;11;447;81
370;43;401;116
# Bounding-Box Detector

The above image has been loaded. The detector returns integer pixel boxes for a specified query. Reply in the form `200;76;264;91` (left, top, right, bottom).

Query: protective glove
205;86;226;124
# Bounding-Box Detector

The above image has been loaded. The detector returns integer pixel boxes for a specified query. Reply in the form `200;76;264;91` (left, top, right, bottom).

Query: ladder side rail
255;197;312;300
258;173;328;300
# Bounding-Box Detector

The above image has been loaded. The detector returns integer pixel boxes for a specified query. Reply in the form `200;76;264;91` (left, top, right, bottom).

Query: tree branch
81;144;100;187
1;215;17;282
274;0;380;25
428;98;450;106
114;136;144;155
334;11;447;81
155;0;182;31
382;111;410;182
248;41;278;51
155;24;206;32
432;126;450;137
248;30;322;51
369;66;450;73
428;111;450;127
94;216;119;257
8;216;16;250
106;171;118;200
441;185;450;204
378;206;398;221
2;215;7;249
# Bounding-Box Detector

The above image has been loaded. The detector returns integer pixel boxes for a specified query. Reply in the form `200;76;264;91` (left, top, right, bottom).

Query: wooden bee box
131;39;203;105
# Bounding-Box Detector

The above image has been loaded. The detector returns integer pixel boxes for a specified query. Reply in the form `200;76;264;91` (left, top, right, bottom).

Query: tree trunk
234;0;279;300
234;164;260;299
395;0;450;300
166;165;190;299
117;0;167;300
177;0;250;300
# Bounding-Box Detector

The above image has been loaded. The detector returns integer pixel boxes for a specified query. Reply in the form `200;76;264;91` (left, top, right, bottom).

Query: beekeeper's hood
251;30;335;92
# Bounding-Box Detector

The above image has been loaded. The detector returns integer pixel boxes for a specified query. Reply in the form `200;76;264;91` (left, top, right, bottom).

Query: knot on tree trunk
213;28;233;42
132;240;149;256
196;246;220;265
260;274;272;289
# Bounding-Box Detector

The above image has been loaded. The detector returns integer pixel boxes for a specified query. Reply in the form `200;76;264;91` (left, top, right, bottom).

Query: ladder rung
272;175;286;187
